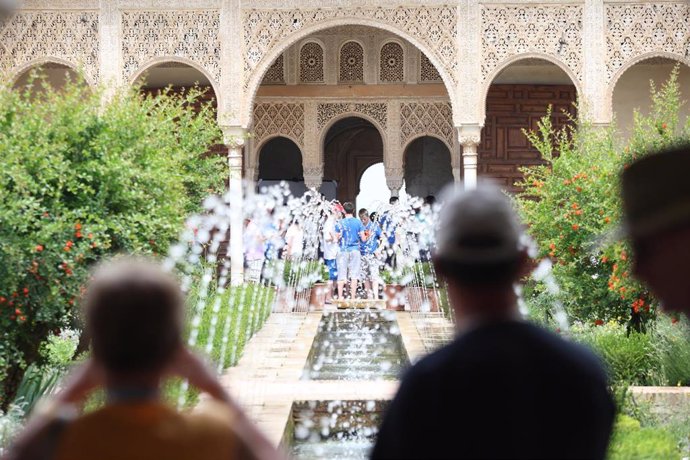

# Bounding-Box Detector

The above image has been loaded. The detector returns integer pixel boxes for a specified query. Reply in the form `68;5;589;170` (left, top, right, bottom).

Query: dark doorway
323;117;383;203
404;136;453;198
258;137;304;181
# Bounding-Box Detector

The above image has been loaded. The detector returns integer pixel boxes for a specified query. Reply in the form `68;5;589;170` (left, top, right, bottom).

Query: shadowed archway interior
258;137;304;181
323;117;383;203
404;136;453;199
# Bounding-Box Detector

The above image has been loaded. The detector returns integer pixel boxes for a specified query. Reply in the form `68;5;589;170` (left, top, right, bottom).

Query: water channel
291;310;409;459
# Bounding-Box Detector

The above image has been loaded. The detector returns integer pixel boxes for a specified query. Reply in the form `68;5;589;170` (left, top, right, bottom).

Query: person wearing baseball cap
621;143;690;318
372;182;614;460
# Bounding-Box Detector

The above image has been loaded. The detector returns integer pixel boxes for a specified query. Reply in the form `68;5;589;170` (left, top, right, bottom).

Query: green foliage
608;415;679;460
516;66;690;328
0;74;225;405
572;322;662;386
169;281;275;407
650;316;690;386
572;317;690;387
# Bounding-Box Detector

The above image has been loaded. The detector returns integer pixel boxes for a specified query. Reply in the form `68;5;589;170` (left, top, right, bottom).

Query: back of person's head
343;202;355;215
83;258;183;375
370;212;378;222
389;196;399;205
434;183;524;287
424;195;436;206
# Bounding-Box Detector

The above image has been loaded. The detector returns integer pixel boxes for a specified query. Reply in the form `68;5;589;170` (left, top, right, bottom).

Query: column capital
303;165;323;190
221;126;248;150
385;166;404;196
457;124;482;147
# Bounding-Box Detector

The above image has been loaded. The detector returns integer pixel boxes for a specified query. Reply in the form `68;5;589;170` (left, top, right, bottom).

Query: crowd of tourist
6;143;690;459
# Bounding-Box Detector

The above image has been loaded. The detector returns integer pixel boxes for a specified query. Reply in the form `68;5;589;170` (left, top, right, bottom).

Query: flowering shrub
517;67;690;328
0;75;225;406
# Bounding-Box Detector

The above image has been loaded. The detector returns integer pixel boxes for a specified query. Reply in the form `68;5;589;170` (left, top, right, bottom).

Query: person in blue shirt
334;202;366;300
359;208;383;299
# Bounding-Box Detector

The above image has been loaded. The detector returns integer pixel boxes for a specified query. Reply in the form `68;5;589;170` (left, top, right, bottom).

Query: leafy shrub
651;316;690;386
0;75;225;406
608;415;679;460
516;67;690;329
572;322;662;386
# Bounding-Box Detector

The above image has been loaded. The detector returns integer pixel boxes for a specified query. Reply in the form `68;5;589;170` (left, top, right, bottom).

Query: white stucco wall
612;63;690;139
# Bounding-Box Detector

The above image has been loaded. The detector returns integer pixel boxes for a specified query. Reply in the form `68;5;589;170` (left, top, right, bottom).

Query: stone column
385;166;404;197
219;0;243;127
303;166;323;190
98;1;121;102
222;126;246;285
458;124;482;190
583;0;610;126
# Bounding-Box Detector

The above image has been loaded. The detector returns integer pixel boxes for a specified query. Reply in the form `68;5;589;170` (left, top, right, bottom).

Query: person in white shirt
322;204;343;303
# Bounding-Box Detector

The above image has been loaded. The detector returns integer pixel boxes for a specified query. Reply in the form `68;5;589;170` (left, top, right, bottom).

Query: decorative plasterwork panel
0;11;99;83
400;102;453;149
121;10;221;82
419;52;441;83
339;41;364;83
252;103;305;148
380;42;404;82
262;53;285;84
300;42;324;83
317;102;387;131
605;3;690;82
481;5;583;81
242;6;458;88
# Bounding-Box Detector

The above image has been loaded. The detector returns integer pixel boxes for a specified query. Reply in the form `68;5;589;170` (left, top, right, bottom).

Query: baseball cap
436;182;523;264
621;143;690;239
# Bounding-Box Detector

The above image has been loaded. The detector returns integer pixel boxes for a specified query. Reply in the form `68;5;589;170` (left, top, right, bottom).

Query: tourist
244;217;265;283
622;144;690;319
322;203;343;304
372;183;614;460
284;218;304;260
359;208;383;299
335;202;366;300
379;196;399;271
7;258;283;460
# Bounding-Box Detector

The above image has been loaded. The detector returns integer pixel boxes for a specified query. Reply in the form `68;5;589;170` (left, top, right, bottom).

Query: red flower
75;231;83;239
601;256;609;263
604;217;611;224
87;233;94;239
571;224;579;231
15;308;21;315
0;297;5;304
18;316;26;323
35;245;44;252
549;243;556;250
594;319;604;326
672;317;679;324
576;186;582;193
22;288;28;297
65;241;73;248
661;123;667;130
75;223;82;231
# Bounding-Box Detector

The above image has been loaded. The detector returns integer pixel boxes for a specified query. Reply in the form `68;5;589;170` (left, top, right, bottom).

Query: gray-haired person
372;183;614;460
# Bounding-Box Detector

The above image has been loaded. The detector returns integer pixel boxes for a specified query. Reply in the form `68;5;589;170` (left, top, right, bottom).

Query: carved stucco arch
128;56;222;109
479;53;582;124
605;51;690;122
9;57;96;88
401;134;453;158
318;112;388;168
243;18;458;128
252;133;305;174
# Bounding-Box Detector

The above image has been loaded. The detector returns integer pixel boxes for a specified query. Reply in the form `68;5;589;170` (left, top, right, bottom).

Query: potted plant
382;268;406;311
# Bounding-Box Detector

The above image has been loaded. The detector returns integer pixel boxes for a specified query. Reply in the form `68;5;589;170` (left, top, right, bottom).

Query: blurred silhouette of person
622;144;690;319
372;183;614;460
8;258;284;460
359;208;383;299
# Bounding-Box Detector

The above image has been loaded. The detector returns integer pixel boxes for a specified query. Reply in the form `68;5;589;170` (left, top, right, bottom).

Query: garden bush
517;67;690;329
0;74;225;407
608;414;679;460
571;322;662;386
